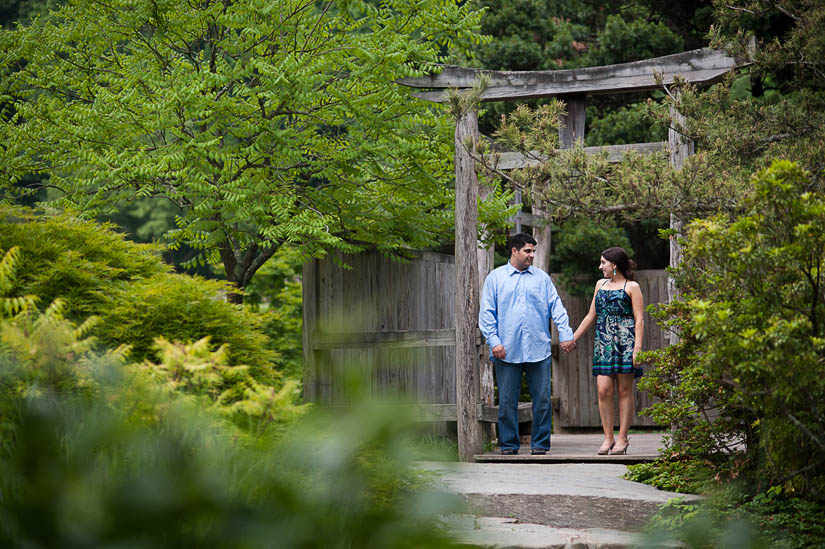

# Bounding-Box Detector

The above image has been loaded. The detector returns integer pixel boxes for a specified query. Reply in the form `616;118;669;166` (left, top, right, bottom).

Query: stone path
418;434;698;548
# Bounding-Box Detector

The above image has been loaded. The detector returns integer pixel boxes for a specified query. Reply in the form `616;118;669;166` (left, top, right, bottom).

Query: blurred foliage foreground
0;320;459;547
0;206;461;547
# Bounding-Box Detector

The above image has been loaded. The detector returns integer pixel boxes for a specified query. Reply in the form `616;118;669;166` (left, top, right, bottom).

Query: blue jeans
494;356;552;452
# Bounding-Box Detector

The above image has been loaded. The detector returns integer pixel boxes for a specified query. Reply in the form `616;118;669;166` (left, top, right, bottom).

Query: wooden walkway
474;433;664;464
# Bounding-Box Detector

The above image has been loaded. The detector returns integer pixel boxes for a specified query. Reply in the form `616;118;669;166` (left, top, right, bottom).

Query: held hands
492;341;576;358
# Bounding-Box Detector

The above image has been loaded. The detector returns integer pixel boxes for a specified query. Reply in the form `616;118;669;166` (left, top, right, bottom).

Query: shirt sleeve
478;273;502;349
548;278;574;342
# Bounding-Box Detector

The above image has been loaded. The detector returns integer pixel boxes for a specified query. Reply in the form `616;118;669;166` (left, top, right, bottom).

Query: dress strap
622;279;627;291
599;279;610;289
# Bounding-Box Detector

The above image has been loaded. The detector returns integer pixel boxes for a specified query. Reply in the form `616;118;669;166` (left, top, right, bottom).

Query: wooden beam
477;400;560;423
455;108;484;461
491;142;667;170
398;48;747;103
313;329;457;350
478;402;534;423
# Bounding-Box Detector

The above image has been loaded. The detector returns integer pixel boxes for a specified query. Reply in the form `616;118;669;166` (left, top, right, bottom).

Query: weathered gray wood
532;211;550;272
476;216;496;441
302;260;319;402
478;402;535;423
305;251;458;408
491;142;667;171
509;189;524;234
313;329;456;350
668;104;693;326
559;95;586;148
455;108;484;460
398;48;747;102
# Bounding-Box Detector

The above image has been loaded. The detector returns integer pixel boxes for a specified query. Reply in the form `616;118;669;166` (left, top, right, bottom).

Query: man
479;232;575;455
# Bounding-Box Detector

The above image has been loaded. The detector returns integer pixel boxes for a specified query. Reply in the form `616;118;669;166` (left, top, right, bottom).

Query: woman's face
599;256;615;279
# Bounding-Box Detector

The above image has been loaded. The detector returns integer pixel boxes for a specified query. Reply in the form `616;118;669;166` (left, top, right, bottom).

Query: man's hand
491;344;506;360
560;340;576;353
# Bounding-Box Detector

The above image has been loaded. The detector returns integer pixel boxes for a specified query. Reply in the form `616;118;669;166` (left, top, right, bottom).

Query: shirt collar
506;261;534;275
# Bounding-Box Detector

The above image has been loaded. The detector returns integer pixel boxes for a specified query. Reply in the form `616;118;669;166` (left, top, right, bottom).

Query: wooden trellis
397;47;749;461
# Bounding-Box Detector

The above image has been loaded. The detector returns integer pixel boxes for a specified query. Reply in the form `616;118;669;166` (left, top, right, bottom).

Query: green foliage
0;300;460;547
467;0;689;71
586;6;683;66
585;101;668;147
549;218;633;296
0;246;36;317
244;245;305;380
637;488;825;548
98;271;277;379
0;0;486;293
641;161;825;498
0;364;459;548
626;458;717;494
145;337;307;436
0;204;280;382
489;102;743;224
710;0;825;92
0;0;62;27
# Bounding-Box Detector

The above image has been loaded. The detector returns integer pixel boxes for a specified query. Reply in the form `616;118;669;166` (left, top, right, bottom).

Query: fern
0;247;37;318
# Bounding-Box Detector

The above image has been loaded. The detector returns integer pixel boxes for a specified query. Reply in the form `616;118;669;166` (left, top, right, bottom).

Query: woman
573;247;644;455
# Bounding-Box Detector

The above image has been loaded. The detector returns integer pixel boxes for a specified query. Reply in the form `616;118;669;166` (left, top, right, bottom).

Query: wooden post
558;94;586;148
667;103;693;308
477;181;496;442
302;260;319;403
533;94;586;272
455;108;484;461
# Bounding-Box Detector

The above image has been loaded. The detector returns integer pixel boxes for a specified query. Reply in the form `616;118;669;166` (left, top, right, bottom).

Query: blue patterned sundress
593;280;642;378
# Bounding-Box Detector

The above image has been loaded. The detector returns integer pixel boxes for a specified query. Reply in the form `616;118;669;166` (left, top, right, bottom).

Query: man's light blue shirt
479;261;574;364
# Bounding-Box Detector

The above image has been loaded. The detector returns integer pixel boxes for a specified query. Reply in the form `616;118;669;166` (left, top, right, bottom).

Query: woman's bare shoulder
626;280;643;293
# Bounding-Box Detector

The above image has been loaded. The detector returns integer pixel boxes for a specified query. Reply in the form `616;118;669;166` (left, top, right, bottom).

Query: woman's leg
615;373;635;449
596;375;616;451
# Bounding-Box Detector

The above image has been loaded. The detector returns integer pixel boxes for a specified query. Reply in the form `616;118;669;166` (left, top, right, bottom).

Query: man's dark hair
509;232;537;252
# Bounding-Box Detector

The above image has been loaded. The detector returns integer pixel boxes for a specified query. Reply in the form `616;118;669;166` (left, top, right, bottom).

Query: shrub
639;160;825;498
0;205;279;380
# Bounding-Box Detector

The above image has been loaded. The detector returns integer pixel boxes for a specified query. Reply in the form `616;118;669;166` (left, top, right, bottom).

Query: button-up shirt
478;261;574;363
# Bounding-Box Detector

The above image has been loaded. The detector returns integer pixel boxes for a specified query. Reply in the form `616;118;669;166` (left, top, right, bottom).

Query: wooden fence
302;251;457;412
303;252;669;428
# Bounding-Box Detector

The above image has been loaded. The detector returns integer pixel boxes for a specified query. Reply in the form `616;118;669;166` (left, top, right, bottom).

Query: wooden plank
478;402;536;423
398;48;747;102
455;108;484;461
301;260;319;403
492;142;667;170
310;329;482;350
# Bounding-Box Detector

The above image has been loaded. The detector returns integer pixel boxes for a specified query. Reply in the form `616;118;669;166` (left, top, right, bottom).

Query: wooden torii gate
398;47;748;461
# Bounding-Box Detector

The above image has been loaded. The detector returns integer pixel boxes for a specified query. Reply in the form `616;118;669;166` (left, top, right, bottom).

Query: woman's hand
633;349;640;366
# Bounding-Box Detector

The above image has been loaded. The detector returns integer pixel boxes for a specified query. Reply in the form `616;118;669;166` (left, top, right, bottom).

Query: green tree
0;0;486;301
549;218;633;296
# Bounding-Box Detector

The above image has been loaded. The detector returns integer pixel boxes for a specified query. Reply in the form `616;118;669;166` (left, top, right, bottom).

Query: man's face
510;244;535;271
